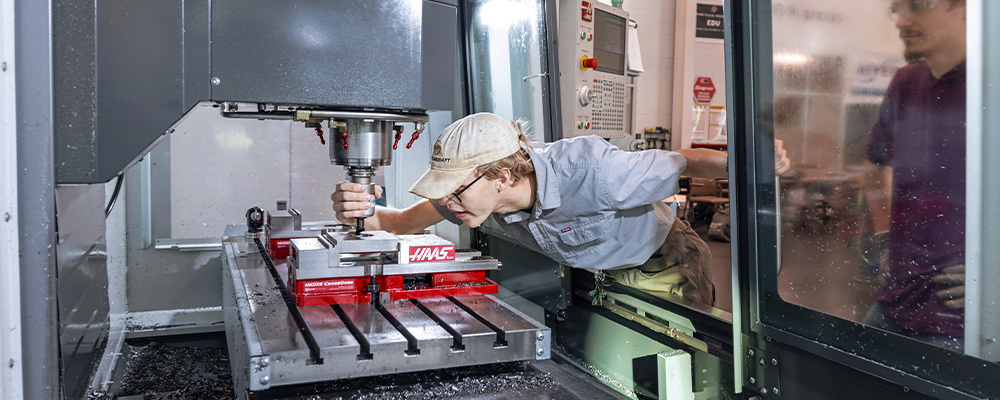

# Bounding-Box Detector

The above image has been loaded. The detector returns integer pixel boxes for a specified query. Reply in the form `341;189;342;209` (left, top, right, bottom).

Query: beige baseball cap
409;113;522;200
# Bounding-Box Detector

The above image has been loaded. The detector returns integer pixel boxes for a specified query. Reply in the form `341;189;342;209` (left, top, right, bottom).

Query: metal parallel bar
254;238;324;365
154;237;223;252
330;304;373;360
221;109;429;122
411;299;465;351
375;304;421;356
601;298;709;354
448;297;508;347
573;287;710;354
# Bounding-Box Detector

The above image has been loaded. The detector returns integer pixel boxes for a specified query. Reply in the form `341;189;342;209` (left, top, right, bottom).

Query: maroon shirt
867;61;966;336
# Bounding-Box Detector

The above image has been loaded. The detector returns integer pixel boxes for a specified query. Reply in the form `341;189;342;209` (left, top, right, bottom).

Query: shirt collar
497;145;561;223
927;60;965;86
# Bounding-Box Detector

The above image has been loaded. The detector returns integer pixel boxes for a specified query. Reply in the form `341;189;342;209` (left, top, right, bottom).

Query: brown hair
475;119;535;185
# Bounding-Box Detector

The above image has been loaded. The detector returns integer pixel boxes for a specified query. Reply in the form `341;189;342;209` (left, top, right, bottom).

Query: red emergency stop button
581;56;598;70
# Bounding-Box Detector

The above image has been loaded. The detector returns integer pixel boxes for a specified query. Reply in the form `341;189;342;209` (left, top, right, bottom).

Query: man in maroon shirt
864;0;967;351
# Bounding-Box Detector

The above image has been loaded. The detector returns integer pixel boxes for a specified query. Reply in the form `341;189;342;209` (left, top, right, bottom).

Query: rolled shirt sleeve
598;144;688;210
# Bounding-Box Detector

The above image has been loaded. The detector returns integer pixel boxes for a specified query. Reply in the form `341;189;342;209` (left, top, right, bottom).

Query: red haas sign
693;77;716;104
408;245;456;263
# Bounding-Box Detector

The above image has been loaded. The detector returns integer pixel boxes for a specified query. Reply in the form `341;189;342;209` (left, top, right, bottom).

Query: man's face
437;172;499;229
892;0;965;60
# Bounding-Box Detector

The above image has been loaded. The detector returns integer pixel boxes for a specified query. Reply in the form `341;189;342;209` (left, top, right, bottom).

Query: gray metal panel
54;185;110;399
124;144;224;313
53;0;188;183
15;0;60;397
966;0;1000;361
983;0;1000;362
427;0;458;6
95;0;184;183
211;0;425;109
543;0;562;142
183;0;211;111
1;0;23;395
421;0;458;110
52;0;97;184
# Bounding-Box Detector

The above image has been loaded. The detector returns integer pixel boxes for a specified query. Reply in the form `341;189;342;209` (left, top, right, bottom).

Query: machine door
727;0;999;399
463;0;561;142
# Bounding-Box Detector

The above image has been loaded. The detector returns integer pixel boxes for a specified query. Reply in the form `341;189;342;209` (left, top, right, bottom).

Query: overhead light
477;0;538;28
773;52;810;65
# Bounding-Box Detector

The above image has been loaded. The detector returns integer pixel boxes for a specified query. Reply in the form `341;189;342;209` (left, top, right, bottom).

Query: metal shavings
115;341;233;399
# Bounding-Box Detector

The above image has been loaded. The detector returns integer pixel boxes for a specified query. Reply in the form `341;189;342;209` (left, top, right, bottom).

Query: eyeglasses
444;174;485;204
889;0;940;20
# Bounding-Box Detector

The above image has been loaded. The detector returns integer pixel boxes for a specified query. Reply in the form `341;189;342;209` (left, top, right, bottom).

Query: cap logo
433;144;442;155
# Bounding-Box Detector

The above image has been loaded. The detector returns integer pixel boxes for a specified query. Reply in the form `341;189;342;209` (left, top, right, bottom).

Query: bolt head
211;77;221;86
3;212;9;222
537;348;545;356
259;375;270;385
773;387;780;396
537;332;545;341
260;358;269;367
771;358;778;366
748;349;755;356
759;358;766;366
761;387;769;394
749;377;756;384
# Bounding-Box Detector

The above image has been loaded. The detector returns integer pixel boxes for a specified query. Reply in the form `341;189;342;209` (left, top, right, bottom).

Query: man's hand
330;182;383;224
931;264;965;309
775;139;791;176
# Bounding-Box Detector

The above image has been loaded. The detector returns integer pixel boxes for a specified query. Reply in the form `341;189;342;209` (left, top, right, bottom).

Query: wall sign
695;3;724;39
693;76;716;104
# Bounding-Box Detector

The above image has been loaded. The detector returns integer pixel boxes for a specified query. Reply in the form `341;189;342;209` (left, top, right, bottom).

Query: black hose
105;173;124;218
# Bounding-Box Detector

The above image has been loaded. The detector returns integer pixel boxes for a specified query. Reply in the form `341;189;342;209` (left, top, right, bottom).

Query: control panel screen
593;9;626;76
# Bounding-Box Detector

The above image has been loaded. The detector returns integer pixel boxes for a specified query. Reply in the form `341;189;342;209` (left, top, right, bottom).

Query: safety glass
889;0;940;20
444;174;485;204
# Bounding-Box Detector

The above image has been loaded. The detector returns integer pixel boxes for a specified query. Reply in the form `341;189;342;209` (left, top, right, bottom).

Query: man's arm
674;139;790;179
331;182;444;234
863;161;893;232
674;148;728;178
370;199;445;235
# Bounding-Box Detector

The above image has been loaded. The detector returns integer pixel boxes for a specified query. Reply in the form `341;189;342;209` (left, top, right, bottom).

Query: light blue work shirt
433;135;686;270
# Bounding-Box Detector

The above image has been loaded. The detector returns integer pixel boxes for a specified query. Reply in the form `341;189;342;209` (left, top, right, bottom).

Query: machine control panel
560;0;630;139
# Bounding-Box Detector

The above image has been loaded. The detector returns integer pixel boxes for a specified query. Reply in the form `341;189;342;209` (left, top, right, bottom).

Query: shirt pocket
552;214;613;263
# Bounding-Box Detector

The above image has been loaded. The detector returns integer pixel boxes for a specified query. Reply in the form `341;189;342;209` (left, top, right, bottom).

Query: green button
578;122;584;129
580;32;586;39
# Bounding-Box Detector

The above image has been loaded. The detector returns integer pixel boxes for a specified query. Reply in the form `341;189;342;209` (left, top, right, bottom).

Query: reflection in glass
466;0;549;142
772;0;972;355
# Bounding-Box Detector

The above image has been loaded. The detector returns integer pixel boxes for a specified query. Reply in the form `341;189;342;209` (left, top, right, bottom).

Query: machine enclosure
52;0;458;183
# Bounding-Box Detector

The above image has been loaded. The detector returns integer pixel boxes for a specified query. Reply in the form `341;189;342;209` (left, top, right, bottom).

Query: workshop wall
608;0;678;135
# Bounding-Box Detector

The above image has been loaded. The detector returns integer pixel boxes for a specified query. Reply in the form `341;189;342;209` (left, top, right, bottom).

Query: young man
332;113;790;306
863;0;966;350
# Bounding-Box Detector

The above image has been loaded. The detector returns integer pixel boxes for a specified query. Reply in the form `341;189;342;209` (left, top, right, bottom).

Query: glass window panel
771;0;989;360
466;0;550;142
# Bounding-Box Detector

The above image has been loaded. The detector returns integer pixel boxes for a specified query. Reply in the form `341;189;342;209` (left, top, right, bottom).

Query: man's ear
499;168;513;185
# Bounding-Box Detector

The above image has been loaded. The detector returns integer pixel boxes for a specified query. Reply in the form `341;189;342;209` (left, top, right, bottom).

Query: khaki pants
605;219;716;306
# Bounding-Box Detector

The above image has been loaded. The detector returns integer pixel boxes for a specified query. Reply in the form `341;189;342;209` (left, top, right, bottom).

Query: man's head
409;113;534;227
891;0;965;61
